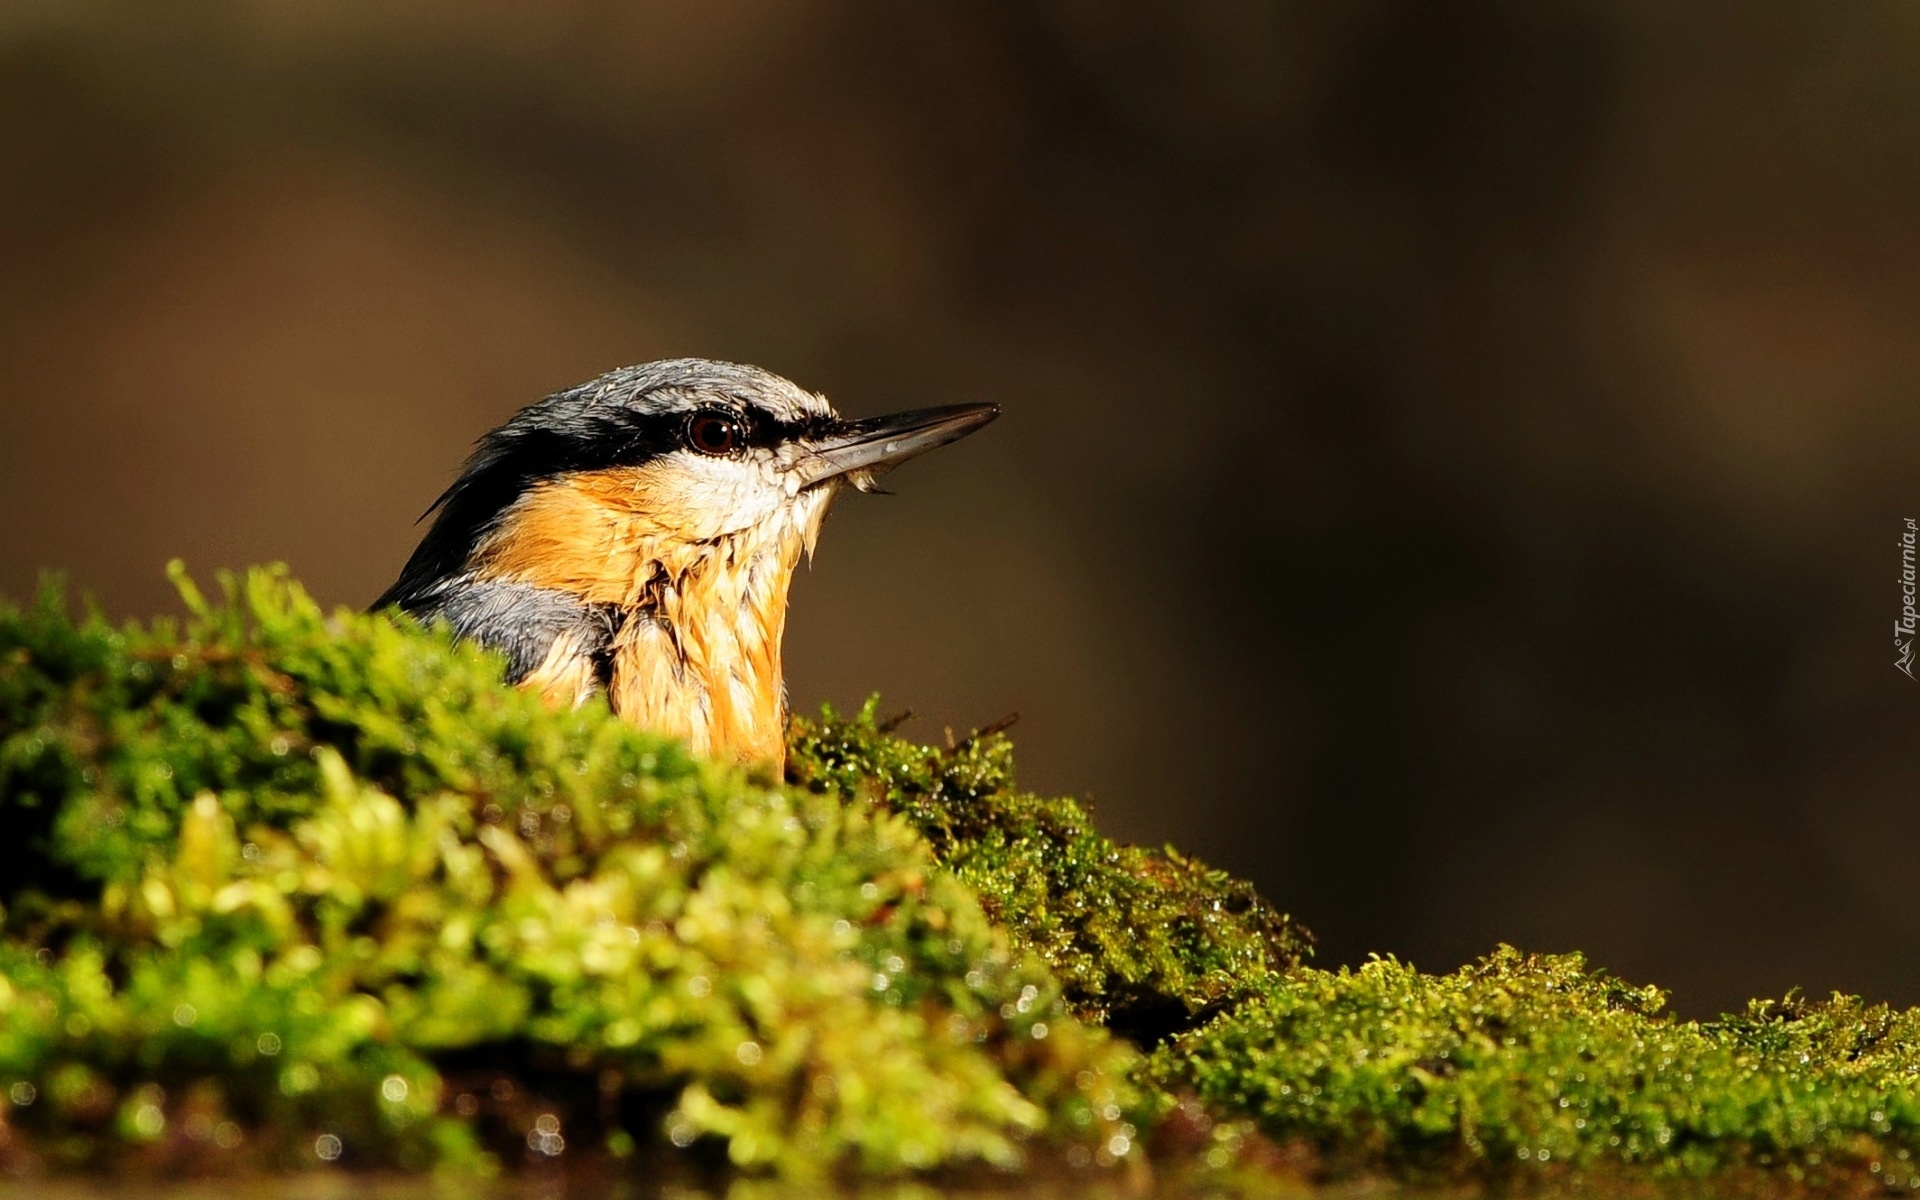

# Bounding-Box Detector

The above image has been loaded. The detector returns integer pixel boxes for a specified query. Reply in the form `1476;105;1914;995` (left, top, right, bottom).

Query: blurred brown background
1;2;1916;1017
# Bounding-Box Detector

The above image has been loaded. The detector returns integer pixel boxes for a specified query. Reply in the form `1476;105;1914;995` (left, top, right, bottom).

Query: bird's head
378;358;997;763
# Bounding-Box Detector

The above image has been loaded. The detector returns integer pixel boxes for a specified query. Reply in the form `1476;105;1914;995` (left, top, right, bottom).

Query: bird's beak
786;403;1000;492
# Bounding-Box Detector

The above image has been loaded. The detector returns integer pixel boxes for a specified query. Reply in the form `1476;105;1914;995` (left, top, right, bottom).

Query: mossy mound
787;704;1312;1045
9;566;1920;1194
1155;947;1920;1191
0;567;1139;1176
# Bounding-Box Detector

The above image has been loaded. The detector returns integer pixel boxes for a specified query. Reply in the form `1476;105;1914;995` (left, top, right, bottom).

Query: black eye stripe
678;407;836;456
493;403;835;477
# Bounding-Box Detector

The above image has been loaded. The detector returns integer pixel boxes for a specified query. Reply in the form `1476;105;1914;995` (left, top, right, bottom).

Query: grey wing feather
409;578;615;687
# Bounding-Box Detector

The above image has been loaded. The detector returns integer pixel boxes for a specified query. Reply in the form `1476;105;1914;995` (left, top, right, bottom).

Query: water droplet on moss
132;1103;165;1138
528;1127;565;1156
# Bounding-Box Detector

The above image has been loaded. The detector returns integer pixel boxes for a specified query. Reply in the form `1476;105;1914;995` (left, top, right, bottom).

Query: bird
373;358;998;769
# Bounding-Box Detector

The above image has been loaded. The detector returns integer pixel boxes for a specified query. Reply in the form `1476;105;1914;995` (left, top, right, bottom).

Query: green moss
787;704;1312;1044
1153;946;1920;1189
11;565;1920;1193
0;566;1138;1176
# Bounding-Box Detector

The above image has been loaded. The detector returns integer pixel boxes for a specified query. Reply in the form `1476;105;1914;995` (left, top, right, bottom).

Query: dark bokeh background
2;2;1916;1017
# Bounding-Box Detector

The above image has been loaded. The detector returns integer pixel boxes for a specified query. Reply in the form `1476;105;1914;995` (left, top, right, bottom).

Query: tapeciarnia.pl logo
1899;517;1917;679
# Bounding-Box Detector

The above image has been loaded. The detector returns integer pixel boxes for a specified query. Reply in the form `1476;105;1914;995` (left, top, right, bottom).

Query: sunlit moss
10;566;1920;1193
787;661;1920;1193
0;566;1138;1175
1153;946;1920;1190
787;704;1312;1045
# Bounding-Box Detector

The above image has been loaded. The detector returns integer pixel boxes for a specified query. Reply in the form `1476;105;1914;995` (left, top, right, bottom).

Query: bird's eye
685;410;745;456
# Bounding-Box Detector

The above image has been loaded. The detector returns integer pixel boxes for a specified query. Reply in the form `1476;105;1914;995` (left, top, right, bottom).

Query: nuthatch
374;359;997;768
